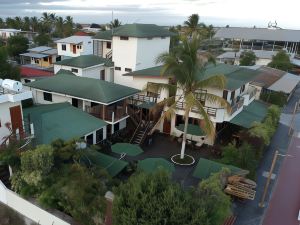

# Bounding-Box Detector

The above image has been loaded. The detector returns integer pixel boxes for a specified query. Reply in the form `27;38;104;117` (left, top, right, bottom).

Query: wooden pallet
228;175;257;189
225;184;256;200
222;215;237;225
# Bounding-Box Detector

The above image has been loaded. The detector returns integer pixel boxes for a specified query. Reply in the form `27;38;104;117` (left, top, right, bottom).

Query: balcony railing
85;105;128;122
132;94;158;103
176;101;218;117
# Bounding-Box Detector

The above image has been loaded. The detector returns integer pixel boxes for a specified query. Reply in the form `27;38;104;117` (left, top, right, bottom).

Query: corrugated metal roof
55;35;92;44
250;66;285;88
54;55;113;68
23;103;107;145
20;52;48;58
217;50;279;60
26;72;139;104
268;73;300;93
215;27;300;42
42;48;58;55
28;46;52;52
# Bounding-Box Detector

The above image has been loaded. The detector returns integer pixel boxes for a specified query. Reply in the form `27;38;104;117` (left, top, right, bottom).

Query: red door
9;105;23;134
163;118;171;134
72;45;76;54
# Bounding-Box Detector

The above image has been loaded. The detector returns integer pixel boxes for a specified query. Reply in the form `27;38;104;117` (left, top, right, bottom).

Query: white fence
0;180;70;225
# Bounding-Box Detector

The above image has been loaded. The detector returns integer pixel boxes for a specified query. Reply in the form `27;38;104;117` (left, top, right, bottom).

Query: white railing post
111;112;115;134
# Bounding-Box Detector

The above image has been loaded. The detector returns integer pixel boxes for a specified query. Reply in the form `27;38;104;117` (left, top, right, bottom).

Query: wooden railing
132;94;158;103
86;105;127;122
176;101;218;117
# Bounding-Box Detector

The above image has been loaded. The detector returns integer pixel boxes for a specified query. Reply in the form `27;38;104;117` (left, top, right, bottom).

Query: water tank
1;79;23;92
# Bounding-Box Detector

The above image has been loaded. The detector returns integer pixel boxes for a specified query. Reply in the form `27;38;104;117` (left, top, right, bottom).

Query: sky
0;0;299;29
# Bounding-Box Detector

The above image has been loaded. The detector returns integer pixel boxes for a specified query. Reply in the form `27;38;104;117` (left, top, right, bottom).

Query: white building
0;29;21;40
93;24;174;88
55;36;93;59
0;79;32;145
54;55;114;81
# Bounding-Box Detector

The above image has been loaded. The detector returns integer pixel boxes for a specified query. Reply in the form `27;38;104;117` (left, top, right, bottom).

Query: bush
268;50;293;71
260;91;287;107
239;50;256;66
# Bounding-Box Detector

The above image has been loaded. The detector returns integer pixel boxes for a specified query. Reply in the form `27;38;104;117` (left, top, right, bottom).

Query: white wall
0;181;70;225
136;37;170;70
32;89;72;105
56;37;93;58
131;76;169;91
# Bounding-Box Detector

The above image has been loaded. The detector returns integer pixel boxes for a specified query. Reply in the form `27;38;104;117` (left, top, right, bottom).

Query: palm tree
184;14;199;31
110;19;122;28
151;36;229;159
30;17;39;32
23;16;30;31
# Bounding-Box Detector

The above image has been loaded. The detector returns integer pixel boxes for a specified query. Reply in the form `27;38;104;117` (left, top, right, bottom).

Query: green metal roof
111;143;143;156
192;158;246;179
175;123;205;136
82;149;128;177
230;100;270;128
124;63;261;90
137;102;156;109
23;103;107;145
94;24;174;39
93;30;113;40
26;73;139;104
54;55;114;68
137;158;175;174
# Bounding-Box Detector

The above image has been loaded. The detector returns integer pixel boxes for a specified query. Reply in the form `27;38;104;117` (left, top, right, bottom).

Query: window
106;42;111;49
125;68;132;72
34;59;39;64
100;70;105;80
240;84;245;93
114;123;119;132
71;68;78;73
223;90;228;100
61;44;66;51
24;79;31;83
120;36;129;40
147;37;153;40
96;128;103;143
115;67;121;71
230;91;235;100
43;57;48;62
161;37;166;39
76;45;82;49
43;92;52;102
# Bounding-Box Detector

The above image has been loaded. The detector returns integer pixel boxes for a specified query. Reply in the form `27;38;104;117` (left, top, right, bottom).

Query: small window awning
230;100;269;129
192;158;248;179
82;149;128;177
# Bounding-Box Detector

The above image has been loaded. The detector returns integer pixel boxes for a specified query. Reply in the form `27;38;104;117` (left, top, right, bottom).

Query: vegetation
113;170;231;225
7;35;29;62
268;50;293;71
33;33;52;46
2;139;110;225
110;19;122;29
239;51;256;66
0;47;20;80
151;35;229;159
260;91;288;107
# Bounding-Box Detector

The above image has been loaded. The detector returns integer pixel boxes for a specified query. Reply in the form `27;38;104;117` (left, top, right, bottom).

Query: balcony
230;97;244;115
176;101;219;118
85;104;128;123
131;94;158;104
242;87;257;106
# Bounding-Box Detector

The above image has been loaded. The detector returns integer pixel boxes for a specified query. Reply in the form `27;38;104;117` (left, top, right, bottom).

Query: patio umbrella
176;123;205;136
111;143;144;156
138;158;175;174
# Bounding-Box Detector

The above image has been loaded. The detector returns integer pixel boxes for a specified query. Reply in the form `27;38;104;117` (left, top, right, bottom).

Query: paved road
235;84;300;225
262;135;300;225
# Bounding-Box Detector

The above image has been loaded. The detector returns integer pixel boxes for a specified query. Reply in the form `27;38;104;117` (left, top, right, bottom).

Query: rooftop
25;72;139;104
93;24;174;39
23;103;107;145
54;55;114;68
28;46;52;52
250;66;286;88
20;65;54;78
268;73;300;94
55;35;92;44
217;50;279;60
214;27;300;42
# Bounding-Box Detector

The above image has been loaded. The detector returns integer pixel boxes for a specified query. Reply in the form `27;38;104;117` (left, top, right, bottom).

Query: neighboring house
55;36;93;59
0;29;21;40
25;72;139;135
93;24;174;87
23;103;107;145
214;26;300;66
0;79;32;145
20;46;59;68
126;63;268;146
54;55;114;81
20;65;54;84
217;50;278;66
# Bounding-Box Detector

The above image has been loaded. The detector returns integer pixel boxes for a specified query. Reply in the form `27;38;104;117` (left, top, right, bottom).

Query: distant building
55;36;93;59
0;29;21;40
20;65;54;84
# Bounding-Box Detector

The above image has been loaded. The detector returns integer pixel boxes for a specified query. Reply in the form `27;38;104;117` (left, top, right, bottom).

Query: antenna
111;10;114;35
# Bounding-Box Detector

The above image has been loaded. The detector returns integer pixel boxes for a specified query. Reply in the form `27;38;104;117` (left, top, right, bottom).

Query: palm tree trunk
180;110;189;159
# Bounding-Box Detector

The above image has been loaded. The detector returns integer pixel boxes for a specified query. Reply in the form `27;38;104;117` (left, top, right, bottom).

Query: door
163;118;171;134
72;45;76;54
9;105;23;133
72;98;79;108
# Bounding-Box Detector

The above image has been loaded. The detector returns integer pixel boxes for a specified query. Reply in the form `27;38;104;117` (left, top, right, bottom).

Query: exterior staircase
130;121;152;145
106;50;112;59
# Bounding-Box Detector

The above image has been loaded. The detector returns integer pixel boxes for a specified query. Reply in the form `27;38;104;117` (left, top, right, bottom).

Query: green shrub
260;91;287;107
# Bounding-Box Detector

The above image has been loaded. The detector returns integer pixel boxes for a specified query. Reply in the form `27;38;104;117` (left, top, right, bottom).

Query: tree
268;50;293;71
184;14;200;34
63;16;74;37
110;19;122;28
7;35;29;62
34;33;51;46
0;47;20;80
239;50;256;66
152;36;229;159
30;16;39;32
183;14;208;38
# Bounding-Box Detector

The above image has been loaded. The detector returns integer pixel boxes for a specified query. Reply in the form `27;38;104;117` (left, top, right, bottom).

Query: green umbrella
138;158;175;173
111;143;144;156
176;123;205;136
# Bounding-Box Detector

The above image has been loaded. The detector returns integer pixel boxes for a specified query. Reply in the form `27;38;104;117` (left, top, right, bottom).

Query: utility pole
288;102;298;136
259;150;279;208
